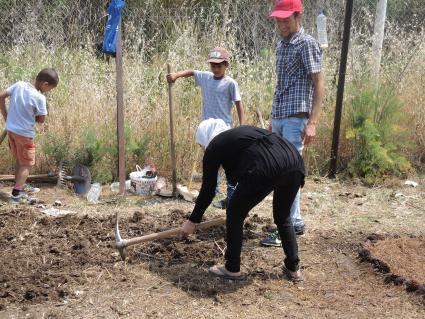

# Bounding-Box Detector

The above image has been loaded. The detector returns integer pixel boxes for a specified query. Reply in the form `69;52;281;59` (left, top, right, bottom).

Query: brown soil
369;236;425;284
0;176;425;318
359;235;425;294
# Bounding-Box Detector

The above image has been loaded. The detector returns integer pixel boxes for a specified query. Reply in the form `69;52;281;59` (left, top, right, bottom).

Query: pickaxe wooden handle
115;213;225;260
0;173;57;182
0;129;7;145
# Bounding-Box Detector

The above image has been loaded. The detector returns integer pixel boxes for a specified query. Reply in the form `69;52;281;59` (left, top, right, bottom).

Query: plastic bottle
110;182;120;193
87;183;102;204
110;180;131;193
155;177;166;193
316;9;328;48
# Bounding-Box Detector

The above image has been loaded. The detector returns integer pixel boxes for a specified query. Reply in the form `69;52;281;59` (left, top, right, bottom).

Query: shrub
344;80;412;184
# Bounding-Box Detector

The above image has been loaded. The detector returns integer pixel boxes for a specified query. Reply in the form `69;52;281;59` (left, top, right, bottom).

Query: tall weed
344;80;412;184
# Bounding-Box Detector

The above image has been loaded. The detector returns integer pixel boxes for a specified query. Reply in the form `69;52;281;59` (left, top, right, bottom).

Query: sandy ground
0;175;424;319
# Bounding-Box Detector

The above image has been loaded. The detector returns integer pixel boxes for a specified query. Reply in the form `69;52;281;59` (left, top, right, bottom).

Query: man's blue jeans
272;117;307;228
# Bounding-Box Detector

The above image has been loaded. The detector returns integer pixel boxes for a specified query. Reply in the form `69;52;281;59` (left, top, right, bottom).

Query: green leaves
345;81;412;184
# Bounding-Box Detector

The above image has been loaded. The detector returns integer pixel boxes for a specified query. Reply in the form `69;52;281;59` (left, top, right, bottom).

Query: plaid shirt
272;31;322;119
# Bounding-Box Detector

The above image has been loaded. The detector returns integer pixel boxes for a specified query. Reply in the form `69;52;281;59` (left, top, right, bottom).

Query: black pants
224;170;303;273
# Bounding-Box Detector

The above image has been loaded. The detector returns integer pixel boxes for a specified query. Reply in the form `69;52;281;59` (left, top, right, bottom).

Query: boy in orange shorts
0;68;59;203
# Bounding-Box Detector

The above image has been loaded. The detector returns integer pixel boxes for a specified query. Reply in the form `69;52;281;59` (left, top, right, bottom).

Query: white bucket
129;165;157;195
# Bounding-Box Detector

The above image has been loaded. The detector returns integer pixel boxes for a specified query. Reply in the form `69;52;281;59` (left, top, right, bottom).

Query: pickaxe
114;212;225;260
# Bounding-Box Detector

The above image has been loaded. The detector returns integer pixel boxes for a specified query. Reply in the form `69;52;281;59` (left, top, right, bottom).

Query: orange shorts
8;131;36;167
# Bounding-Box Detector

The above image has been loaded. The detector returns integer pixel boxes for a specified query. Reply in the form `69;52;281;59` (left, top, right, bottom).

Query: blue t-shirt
6;81;47;138
194;71;241;127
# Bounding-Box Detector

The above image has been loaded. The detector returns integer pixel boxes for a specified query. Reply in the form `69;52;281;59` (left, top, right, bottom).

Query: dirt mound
359;234;425;295
0;208;269;308
123;210;267;265
0;208;116;306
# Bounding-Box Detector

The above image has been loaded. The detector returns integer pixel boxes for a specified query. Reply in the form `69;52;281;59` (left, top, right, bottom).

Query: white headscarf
195;118;229;148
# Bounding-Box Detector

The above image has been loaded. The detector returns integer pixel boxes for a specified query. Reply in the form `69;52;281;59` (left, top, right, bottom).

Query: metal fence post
329;0;354;178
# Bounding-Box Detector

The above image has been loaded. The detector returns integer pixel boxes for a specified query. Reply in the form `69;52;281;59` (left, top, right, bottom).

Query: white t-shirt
194;71;241;127
6;81;47;138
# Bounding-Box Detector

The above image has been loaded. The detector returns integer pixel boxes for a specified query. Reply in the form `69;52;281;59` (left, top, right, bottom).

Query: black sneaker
213;198;228;209
266;225;305;236
260;230;281;247
294;225;305;236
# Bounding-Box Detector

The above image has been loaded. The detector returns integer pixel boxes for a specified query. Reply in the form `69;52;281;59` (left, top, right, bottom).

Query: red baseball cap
270;0;303;19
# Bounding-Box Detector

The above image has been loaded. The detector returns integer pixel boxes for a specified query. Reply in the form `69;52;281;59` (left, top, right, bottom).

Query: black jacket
189;125;305;223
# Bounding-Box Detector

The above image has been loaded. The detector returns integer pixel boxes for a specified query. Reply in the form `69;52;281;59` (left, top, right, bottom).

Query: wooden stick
188;146;200;191
123;217;225;248
167;64;178;196
0;173;57;182
115;19;126;195
256;107;265;129
0;129;7;145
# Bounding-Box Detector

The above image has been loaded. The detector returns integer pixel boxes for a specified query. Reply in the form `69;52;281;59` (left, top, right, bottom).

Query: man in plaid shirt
261;0;325;247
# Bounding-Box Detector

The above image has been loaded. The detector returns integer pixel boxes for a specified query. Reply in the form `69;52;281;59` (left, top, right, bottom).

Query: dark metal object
329;0;354;178
58;164;92;195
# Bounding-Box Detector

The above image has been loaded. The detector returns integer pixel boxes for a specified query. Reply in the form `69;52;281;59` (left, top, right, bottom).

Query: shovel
114;212;225;260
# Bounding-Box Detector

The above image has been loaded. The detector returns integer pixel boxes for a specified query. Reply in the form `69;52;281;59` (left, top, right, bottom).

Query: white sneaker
23;184;40;193
10;193;36;204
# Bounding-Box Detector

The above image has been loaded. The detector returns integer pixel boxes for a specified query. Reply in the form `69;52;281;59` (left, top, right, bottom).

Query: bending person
181;120;305;281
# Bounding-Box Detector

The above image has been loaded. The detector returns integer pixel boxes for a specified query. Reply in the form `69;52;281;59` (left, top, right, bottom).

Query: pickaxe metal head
114;213;127;261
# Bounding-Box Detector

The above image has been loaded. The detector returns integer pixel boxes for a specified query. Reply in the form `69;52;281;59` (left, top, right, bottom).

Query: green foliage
40;133;71;165
73;128;116;183
345;81;412;184
125;126;151;167
72;126;151;184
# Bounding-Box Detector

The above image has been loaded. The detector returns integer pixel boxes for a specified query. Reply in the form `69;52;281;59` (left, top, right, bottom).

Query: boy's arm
166;70;194;83
0;90;9;121
235;101;245;126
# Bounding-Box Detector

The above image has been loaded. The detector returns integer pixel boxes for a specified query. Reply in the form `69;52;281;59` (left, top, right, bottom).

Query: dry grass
0;2;424;182
0;175;424;318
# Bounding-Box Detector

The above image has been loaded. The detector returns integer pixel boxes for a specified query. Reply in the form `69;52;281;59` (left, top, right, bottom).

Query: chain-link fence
1;0;424;177
0;1;423;55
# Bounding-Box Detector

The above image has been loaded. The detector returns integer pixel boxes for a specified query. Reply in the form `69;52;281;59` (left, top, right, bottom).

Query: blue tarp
102;0;125;56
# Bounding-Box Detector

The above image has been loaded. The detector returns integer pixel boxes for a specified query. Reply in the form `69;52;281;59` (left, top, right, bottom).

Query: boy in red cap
261;0;325;247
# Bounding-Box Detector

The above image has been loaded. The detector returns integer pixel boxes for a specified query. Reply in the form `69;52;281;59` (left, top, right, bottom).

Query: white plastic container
87;183;102;204
129;165;157;196
110;180;131;193
316;9;328;48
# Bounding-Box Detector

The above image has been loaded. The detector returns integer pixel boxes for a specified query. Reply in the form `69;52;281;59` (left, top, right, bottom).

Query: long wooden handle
0;129;7;144
0;173;57;182
188;146;200;191
256;107;265;129
167;63;178;197
123;217;225;248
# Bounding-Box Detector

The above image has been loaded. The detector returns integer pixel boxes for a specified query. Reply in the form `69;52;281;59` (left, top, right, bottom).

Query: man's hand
302;122;316;145
181;220;196;237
